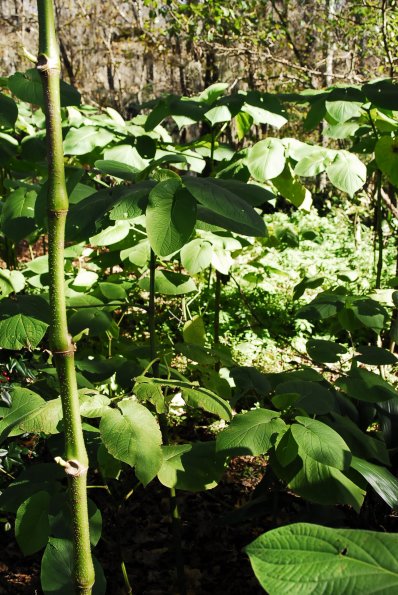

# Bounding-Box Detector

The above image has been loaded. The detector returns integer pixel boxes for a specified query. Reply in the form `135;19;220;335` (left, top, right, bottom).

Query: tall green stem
148;249;186;595
375;172;384;289
36;1;95;593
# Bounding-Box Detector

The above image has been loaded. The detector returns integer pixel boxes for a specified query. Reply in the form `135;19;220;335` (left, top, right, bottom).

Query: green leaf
94;159;139;182
351;456;398;509
245;523;398;595
204;104;232;125
183;177;265;237
97;443;122;480
326;151;366;197
98;282;126;301
375;136;398;186
291;417;351;470
242;92;287;128
139;270;196;295
19;397;63;435
216;409;285;456
355;345;397;365
157;442;226;492
275;380;335;415
294;149;329;177
63;126;114;155
246;138;285;181
235;111;253;140
0;387;45;443
99;399;162;485
90;221;130;247
303;99;326;131
108;181;154;220
337;369;398;402
41;538;106;595
146;180;197;256
329;413;390;466
0;295;49;349
69;308;119;339
8;69;80;108
0;93;18;128
363;79;398;110
180;239;213;275
79;391;111;418
15;491;50;555
306;339;347;363
134;381;165;414
325;100;362;123
1;188;37;242
273;165;312;209
0;269;25;297
183;315;206;346
273;452;365;510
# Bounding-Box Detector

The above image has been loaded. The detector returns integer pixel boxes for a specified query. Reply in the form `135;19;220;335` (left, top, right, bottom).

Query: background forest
0;1;398;595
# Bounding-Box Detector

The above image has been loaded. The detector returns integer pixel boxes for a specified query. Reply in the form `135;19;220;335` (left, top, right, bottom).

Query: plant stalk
148;248;186;595
36;1;95;593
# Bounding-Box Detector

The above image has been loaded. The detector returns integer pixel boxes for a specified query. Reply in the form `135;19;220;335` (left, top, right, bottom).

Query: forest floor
1;451;397;595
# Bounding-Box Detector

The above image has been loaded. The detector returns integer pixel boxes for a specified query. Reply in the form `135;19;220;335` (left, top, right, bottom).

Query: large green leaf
375;136;398;186
15;491;50;555
63;126;114;155
306;339;347;363
291;417;351;470
337;368;398;402
351;456;398;509
183;315;206;346
180;238;213;274
157;442;226;492
216;409;285;456
139;270;196;295
0;387;45;443
245;523;398;595
0;92;18;128
19;398;63;435
41;538;106;595
355;345;397;366
274;380;335;415
363;79;398;110
69;308;119;339
99;399;162;485
272;451;365;510
294;148;329;177
246;138;285;181
183;177;265;236
325;100;362;123
146;180;197;256
8;69;80;108
329;413;390;466
273;165;312;208
108;181;154;220
0;269;25;297
90;221;130;247
326;151;366;196
1;188;37;242
242;92;288;128
0;295;49;349
94;159;139;182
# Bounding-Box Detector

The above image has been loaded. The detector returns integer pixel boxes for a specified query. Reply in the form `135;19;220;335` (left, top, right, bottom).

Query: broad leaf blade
245;523;398;595
99;400;162;485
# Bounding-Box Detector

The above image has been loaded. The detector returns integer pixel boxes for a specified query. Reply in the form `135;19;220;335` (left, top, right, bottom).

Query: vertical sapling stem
36;1;95;593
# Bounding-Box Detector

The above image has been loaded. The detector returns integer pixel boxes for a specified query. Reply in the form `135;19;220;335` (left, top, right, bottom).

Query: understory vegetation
0;2;398;594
